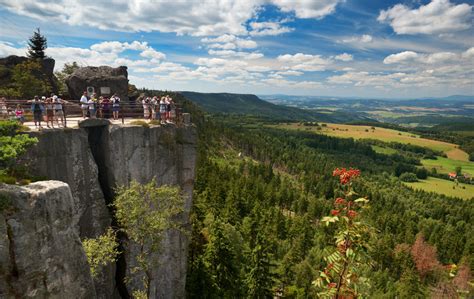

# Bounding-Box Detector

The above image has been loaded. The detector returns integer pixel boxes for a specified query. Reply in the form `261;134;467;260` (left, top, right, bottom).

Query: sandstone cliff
1;120;197;298
0;181;95;298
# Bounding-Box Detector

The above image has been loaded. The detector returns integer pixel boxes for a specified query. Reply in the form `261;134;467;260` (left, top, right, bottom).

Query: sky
0;0;473;98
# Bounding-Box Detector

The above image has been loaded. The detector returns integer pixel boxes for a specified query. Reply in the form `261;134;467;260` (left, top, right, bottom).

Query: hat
53;95;58;100
41;96;46;100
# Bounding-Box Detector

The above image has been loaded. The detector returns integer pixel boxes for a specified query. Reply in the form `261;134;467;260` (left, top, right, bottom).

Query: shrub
82;228;119;278
0;120;38;181
415;168;428;179
400;172;418;182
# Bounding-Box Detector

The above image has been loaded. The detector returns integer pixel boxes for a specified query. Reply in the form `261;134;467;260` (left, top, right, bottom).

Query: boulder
66;66;129;102
0;181;96;298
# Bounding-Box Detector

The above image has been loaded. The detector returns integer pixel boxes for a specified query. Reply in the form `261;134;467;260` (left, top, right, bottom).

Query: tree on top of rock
27;28;47;59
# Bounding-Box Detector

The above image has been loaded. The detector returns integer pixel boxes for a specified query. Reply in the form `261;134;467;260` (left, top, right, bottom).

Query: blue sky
0;0;473;98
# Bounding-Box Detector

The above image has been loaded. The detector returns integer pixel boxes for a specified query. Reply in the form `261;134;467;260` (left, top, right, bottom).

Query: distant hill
179;91;374;123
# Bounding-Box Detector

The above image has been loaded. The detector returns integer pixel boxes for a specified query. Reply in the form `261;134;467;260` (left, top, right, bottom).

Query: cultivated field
405;177;474;200
421;157;474;176
274;123;469;161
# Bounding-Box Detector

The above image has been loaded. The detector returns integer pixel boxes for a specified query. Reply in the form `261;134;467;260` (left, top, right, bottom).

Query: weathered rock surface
17;122;197;298
25;128;115;298
97;124;197;298
66;66;129;101
0;181;96;298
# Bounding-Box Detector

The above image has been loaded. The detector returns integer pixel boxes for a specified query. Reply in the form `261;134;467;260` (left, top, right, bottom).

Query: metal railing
0;99;187;127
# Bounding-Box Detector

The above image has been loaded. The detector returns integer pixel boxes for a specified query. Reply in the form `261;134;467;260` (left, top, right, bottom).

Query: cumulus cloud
378;0;473;35
0;0;341;36
249;21;293;36
201;35;257;49
277;53;332;71
383;50;466;65
271;0;343;19
334;53;353;61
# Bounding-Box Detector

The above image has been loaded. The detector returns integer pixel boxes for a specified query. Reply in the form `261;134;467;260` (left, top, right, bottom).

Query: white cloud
0;0;341;36
378;0;473;35
277;53;332;71
334;53;353;61
208;49;264;60
139;49;166;61
462;47;474;59
383;50;465;65
271;0;343;19
202;34;257;49
342;34;373;43
249;21;293;36
383;51;419;64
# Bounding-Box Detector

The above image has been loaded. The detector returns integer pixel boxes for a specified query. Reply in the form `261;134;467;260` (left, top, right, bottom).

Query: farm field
273;123;469;161
421;157;474;176
404;177;474;200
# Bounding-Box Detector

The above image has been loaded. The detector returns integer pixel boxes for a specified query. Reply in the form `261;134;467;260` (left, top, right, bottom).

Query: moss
130;120;150;128
149;120;161;126
0;192;12;212
0;175;16;184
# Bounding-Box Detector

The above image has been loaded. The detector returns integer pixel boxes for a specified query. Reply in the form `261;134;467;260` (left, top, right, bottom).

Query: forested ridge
178;97;473;297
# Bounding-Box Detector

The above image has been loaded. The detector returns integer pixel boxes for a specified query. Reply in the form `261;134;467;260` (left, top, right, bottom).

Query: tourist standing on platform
0;98;8;119
169;97;176;123
160;97;167;124
98;96;104;118
30;96;44;129
102;97;111;119
15;104;25;124
53;95;65;127
45;96;55;128
142;97;151;119
88;93;98;118
151;96;158;120
80;91;88;119
111;94;120;120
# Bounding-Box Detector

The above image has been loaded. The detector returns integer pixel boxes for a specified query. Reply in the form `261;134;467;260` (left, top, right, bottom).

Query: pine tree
27;28;47;59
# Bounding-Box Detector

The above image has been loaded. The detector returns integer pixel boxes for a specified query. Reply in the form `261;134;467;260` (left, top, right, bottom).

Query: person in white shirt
142;97;150;119
53;95;65;127
80;91;89;119
88;93;98;119
111;94;120;120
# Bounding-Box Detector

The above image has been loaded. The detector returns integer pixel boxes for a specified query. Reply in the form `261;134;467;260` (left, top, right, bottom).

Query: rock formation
1;120;197;298
0;55;57;93
0;181;96;298
66;66;129;102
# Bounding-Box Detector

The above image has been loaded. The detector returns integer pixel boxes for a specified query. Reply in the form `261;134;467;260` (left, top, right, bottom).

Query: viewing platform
1;98;191;131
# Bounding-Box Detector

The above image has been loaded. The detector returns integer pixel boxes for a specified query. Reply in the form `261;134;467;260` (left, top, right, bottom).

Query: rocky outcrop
94;124;197;298
0;55;57;93
0;181;96;298
66;66;129;101
25;128;115;298
13;120;197;298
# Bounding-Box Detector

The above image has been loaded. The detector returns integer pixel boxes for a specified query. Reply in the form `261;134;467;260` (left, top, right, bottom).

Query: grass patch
421;157;474;176
371;145;398;155
404;177;474;200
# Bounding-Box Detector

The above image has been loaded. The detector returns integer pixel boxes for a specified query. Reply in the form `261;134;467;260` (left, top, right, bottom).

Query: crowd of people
1;95;65;128
80;92;121;120
29;94;66;128
141;95;176;124
0;91;179;128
